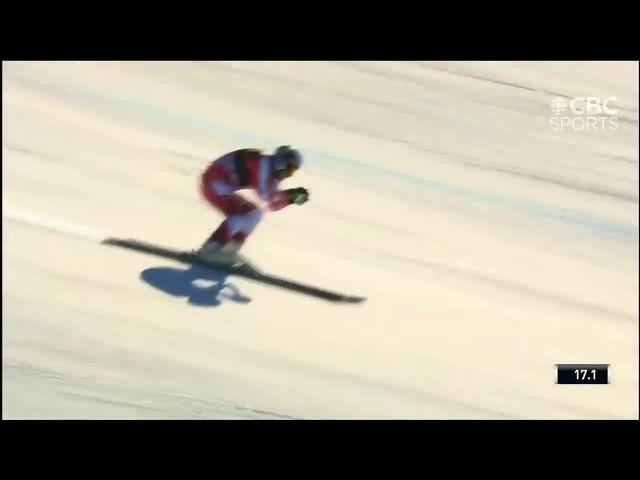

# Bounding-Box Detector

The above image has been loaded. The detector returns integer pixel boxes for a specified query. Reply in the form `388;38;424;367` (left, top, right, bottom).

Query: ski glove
286;187;310;205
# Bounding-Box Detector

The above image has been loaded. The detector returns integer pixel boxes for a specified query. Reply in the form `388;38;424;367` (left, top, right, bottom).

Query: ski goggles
286;162;299;175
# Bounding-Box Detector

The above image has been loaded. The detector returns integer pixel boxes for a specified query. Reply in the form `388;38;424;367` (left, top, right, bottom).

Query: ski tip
102;237;148;250
101;237;123;246
341;296;367;304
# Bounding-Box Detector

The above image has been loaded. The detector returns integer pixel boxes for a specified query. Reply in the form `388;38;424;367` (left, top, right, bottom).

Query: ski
102;237;366;304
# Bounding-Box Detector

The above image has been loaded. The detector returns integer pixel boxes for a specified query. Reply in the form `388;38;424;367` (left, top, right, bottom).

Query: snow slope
2;61;638;419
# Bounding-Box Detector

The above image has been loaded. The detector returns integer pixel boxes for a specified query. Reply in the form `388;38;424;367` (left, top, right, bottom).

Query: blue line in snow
23;70;638;242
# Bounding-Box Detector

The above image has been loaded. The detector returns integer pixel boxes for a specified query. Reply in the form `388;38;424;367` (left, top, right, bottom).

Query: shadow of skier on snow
140;264;252;307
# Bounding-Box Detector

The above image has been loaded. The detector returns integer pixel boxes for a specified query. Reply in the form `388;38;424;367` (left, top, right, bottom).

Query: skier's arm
256;157;309;210
266;190;293;211
265;187;309;211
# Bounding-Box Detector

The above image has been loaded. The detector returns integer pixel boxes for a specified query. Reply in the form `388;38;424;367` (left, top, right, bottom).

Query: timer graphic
556;364;609;384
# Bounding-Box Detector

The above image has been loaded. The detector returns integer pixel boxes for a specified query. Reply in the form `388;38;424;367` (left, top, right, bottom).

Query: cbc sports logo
549;96;619;131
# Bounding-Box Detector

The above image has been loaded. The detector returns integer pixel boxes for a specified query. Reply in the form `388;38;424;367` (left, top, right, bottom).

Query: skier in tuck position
197;146;309;262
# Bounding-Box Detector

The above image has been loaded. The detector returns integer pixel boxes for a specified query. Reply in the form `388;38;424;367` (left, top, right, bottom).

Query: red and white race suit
200;149;292;245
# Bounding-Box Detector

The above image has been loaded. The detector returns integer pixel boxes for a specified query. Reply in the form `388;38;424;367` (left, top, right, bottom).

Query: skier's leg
224;207;263;251
199;176;241;247
201;221;229;247
199;180;262;256
198;204;262;261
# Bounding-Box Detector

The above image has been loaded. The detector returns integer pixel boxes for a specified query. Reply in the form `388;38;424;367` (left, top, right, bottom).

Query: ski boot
195;240;245;268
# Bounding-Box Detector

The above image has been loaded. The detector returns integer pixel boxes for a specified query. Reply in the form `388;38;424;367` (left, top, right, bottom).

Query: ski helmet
273;145;302;175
